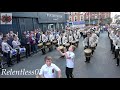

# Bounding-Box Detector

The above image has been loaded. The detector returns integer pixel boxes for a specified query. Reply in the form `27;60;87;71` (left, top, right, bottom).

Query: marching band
0;24;120;76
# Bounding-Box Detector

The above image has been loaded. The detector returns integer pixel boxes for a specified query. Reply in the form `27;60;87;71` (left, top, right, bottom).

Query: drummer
2;35;13;67
113;30;120;66
69;34;73;45
83;32;94;62
49;32;54;51
91;30;99;48
74;32;79;47
12;35;21;63
41;32;47;55
57;34;63;46
62;34;68;47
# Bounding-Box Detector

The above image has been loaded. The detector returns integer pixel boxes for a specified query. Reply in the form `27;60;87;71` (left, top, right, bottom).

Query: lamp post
89;12;90;26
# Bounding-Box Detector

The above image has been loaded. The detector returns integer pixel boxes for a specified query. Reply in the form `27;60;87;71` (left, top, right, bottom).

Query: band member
83;32;94;63
74;32;79;47
12;35;21;63
109;30;117;54
62;34;68;47
91;30;99;48
57;34;62;46
113;30;120;66
77;29;81;39
2;35;13;67
41;32;47;55
57;45;75;78
36;56;61;78
69;34;73;45
83;30;87;39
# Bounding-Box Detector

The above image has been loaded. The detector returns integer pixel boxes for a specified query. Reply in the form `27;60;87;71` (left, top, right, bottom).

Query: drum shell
38;43;43;48
84;49;92;57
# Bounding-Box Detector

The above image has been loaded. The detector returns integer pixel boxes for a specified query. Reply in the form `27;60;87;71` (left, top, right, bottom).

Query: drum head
46;43;51;45
59;46;64;49
53;41;57;43
72;41;76;43
84;49;92;53
38;43;43;46
65;43;70;46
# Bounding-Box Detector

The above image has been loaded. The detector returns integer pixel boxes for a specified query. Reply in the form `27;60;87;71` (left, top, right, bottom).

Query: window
95;15;97;19
75;17;77;21
69;18;72;22
81;16;83;21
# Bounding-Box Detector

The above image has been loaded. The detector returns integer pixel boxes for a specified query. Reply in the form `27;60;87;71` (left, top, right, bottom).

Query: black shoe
42;53;46;55
8;65;11;67
88;61;90;63
116;64;119;66
113;58;116;59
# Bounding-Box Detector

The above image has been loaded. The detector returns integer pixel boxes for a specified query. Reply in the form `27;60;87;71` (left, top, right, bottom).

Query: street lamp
98;12;100;26
89;12;90;26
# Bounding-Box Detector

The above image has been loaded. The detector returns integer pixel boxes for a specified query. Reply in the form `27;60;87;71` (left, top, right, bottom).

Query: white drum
10;49;17;56
19;48;26;54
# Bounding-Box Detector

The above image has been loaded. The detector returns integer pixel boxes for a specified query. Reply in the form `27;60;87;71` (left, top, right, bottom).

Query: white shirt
66;51;75;68
69;35;73;42
42;34;47;42
12;40;21;49
39;63;60;78
2;41;11;53
62;36;68;45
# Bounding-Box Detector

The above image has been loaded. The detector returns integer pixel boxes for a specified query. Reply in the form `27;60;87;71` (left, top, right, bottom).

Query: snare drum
65;43;70;50
58;46;65;53
38;43;43;48
46;42;51;46
84;48;92;57
53;40;57;44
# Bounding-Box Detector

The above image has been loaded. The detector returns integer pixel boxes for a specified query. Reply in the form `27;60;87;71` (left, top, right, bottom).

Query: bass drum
84;48;92;57
38;43;43;48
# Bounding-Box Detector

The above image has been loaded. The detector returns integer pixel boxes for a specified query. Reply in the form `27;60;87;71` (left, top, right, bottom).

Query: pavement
0;31;120;78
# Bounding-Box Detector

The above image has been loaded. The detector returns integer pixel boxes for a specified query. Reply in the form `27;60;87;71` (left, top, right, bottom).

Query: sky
111;12;120;18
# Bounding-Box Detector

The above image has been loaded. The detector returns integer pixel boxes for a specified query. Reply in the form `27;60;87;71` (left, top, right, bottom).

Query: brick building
84;12;111;25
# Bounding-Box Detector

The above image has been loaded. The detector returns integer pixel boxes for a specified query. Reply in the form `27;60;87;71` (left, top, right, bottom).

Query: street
0;31;120;78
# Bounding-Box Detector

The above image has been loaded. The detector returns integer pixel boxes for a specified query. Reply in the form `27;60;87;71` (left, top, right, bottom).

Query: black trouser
25;44;31;58
115;49;120;65
110;39;113;51
66;67;74;78
41;42;46;54
76;41;79;47
83;35;86;39
112;45;115;54
16;49;20;63
3;51;12;66
86;57;90;62
80;32;83;37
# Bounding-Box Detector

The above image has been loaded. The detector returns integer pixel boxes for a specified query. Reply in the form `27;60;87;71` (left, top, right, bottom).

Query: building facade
84;12;111;25
0;12;67;39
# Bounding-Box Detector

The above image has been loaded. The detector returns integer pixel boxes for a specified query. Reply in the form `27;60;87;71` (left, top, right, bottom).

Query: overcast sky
111;12;120;18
